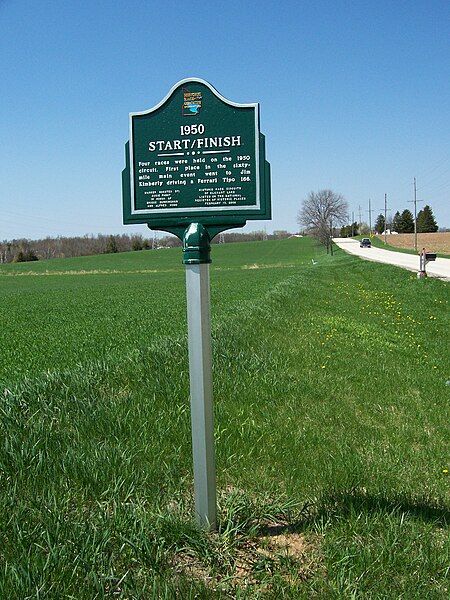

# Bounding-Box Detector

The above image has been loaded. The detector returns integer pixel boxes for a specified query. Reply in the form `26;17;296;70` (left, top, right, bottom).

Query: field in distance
375;231;450;255
0;237;448;598
0;238;318;385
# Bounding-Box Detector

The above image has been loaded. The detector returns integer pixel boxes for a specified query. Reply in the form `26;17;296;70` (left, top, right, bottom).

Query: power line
416;166;450;189
0;208;92;230
0;204;111;225
417;178;449;195
422;189;448;201
0;218;79;235
413;156;449;183
397;157;449;191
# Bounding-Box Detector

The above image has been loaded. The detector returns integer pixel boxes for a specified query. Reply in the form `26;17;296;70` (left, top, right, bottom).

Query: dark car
360;238;371;248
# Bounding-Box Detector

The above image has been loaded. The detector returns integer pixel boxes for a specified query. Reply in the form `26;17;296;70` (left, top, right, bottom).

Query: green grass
0;238;449;598
0;238;321;385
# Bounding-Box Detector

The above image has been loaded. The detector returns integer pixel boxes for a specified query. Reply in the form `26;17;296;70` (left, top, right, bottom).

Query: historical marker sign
122;78;270;228
122;79;271;531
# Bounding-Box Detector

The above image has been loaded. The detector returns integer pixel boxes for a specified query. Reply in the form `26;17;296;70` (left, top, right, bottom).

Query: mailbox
417;248;435;278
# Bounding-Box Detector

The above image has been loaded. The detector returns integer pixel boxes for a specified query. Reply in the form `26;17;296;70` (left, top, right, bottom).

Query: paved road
333;238;450;281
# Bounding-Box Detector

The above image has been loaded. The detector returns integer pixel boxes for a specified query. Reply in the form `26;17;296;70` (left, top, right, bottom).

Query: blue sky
1;0;449;239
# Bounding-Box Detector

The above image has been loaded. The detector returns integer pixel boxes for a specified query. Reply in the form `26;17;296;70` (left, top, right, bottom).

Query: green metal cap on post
182;223;211;265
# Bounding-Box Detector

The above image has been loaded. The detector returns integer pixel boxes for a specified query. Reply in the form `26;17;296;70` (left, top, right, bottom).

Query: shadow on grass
311;240;344;257
330;240;350;255
255;491;449;539
314;490;450;526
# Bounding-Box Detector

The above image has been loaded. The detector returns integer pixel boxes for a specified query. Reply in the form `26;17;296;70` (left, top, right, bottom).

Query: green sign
122;78;270;228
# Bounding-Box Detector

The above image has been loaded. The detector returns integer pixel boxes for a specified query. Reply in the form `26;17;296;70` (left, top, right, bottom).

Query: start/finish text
148;135;242;152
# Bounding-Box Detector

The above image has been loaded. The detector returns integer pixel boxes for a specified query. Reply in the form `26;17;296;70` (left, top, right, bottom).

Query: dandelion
321;365;326;369
443;469;449;475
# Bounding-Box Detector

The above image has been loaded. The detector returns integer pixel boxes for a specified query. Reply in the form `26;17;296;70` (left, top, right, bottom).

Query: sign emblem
183;89;202;116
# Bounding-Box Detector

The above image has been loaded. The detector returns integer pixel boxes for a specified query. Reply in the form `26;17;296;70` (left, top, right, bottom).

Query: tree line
298;190;441;247
0;234;156;264
0;230;292;263
373;205;438;234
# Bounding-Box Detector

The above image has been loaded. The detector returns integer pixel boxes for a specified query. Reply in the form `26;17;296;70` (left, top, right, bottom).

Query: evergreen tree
416;210;425;233
351;222;359;236
25;249;39;261
14;250;26;262
340;225;352;237
375;213;385;234
106;236;118;253
417;205;438;233
13;249;38;262
131;237;143;251
392;211;401;232
400;209;414;233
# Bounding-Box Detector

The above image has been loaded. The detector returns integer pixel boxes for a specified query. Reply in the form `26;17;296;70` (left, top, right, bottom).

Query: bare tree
298;189;348;251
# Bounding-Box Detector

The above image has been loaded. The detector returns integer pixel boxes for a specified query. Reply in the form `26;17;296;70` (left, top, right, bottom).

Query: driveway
333;238;450;281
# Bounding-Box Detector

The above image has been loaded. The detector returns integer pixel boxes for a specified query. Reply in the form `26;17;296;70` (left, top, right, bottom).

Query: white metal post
185;263;217;530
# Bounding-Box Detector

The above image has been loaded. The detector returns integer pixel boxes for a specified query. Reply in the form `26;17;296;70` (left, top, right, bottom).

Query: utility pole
358;205;362;231
329;220;333;255
368;198;374;236
413;177;418;252
408;177;423;252
384;194;387;245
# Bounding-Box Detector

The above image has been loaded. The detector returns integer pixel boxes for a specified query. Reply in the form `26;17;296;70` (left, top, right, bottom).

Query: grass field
0;239;319;385
370;232;450;258
0;238;449;598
